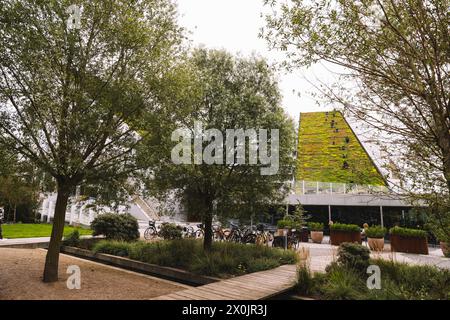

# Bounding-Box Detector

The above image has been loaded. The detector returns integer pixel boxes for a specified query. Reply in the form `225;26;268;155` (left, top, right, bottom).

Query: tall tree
0;0;183;282
262;0;449;241
138;49;296;250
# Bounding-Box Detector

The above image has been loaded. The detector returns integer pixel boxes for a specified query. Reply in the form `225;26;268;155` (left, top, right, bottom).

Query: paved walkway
153;264;297;300
0;235;94;248
297;241;450;271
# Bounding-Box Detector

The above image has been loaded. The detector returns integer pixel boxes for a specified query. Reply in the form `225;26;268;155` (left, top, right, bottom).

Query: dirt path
0;248;188;300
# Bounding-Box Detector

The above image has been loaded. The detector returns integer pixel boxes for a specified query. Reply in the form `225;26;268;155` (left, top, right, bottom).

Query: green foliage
93;240;132;257
91;213;139;242
295;112;386;185
389;226;427;239
321;266;368;300
277;219;303;229
138;48;297;248
308;222;324;231
365;225;386;239
330;222;360;233
92;239;297;278
335;242;370;274
296;264;314;296
309;258;449;300
63;229;80;247
158;223;182;240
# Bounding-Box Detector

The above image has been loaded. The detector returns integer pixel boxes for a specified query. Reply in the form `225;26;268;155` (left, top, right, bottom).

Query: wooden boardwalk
152;264;297;300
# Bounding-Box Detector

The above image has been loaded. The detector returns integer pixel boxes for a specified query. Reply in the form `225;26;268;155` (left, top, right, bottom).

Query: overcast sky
177;0;335;123
176;0;385;167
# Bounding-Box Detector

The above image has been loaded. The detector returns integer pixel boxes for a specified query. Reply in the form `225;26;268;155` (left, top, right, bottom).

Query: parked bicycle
144;220;160;240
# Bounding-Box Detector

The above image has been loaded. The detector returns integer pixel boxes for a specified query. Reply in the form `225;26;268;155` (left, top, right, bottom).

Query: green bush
93;240;132;257
308;257;449;300
321;265;367;300
63;229;80;247
277;219;303;229
308;222;324;231
296;264;314;295
91;213;139;241
365;225;386;239
336;242;370;274
330;223;360;233
389;226;427;239
93;238;297;278
159;223;182;240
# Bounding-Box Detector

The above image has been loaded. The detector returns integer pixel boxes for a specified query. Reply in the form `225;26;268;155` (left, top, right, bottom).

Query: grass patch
93;239;297;278
2;223;92;239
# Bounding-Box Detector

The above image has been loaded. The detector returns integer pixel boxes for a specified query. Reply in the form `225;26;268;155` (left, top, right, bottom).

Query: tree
138;48;296;250
0;0;183;282
262;0;449;240
0;149;40;223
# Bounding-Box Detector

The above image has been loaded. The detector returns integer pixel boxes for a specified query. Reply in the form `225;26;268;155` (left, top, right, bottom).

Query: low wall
60;246;220;286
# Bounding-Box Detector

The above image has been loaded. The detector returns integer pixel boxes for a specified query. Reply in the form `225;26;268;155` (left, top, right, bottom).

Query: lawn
1;223;92;239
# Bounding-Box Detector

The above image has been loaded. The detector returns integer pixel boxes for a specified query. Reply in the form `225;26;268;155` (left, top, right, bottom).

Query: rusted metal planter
390;235;428;255
367;237;384;251
330;230;361;246
440;242;450;258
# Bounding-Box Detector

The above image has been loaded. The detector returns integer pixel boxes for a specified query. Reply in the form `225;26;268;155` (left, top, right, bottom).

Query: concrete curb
60;245;220;286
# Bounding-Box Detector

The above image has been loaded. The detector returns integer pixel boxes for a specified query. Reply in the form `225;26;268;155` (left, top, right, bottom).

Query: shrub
93;240;132;257
321;266;367;300
330;223;360;233
296;264;314;295
63;229;80;247
336;242;370;274
277;219;303;229
389;226;427;239
91;213;139;241
365;225;386;239
159;223;182;240
369;258;450;300
92;238;297;278
308;222;324;231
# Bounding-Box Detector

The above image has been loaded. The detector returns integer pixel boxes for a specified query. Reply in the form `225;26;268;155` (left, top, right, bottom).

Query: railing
293;180;389;195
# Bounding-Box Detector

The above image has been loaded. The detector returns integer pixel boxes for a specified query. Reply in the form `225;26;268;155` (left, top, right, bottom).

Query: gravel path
0;248;188;300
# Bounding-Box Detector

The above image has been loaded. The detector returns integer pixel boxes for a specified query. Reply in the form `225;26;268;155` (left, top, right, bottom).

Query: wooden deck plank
152;264;297;300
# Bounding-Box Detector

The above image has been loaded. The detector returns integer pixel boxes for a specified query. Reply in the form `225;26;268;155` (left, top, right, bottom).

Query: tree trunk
43;182;71;283
13;204;16;223
203;212;213;252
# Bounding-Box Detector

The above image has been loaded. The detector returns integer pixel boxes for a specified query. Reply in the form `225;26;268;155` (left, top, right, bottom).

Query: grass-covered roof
296;111;386;186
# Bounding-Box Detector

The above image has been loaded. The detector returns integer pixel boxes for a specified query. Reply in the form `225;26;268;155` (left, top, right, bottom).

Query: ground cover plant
92;239;297;278
296;243;450;300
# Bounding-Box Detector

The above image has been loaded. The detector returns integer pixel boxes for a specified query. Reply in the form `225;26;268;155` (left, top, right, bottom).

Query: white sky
177;0;334;123
176;0;385;169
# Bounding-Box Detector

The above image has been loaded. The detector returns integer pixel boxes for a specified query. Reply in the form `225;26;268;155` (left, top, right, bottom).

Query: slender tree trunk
13;204;16;223
43;182;71;283
203;211;213;252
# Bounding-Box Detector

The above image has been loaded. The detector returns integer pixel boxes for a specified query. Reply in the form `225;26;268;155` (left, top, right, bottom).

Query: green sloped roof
296;111;386;186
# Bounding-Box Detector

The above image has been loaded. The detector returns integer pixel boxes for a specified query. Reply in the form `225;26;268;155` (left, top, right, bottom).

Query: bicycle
144;220;159;240
255;224;274;246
